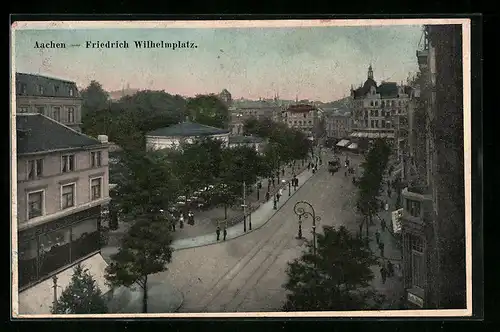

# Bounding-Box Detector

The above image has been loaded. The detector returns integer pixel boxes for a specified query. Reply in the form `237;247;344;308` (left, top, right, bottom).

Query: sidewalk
170;163;317;251
170;162;309;240
367;172;405;309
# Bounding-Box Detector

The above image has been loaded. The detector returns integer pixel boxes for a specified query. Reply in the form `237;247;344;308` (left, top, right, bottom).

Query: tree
355;139;392;240
186;94;230;129
80;80;110;117
51;264;108;314
283;226;384;311
105;217;173;313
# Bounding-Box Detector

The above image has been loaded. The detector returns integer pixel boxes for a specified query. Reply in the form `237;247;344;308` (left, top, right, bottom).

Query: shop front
17;206;103;291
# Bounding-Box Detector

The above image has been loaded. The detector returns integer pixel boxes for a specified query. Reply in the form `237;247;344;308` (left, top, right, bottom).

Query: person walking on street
265;191;270;201
223;227;227;241
282;168;285;177
272;177;275;187
380;265;387;284
387;260;394;277
375;229;380;244
171;219;176;232
379;241;385;257
277;189;282;202
307;163;311;171
381;219;386;232
216;225;221;241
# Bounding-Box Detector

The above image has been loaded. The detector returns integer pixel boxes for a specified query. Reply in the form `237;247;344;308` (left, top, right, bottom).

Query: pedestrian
375;229;380;244
216;225;221;241
272;177;275;187
379;241;385;257
265;191;270;201
267;178;271;189
387;260;394;277
380;265;387;284
344;170;347;177
385;202;389;211
307;163;311;170
188;210;195;225
277;189;282;202
388;189;392;198
179;214;184;228
172;220;176;232
380;200;385;210
223;227;227;241
381;219;386;231
282;168;285;177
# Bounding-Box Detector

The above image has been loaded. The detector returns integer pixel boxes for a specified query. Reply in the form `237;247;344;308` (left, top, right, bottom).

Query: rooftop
286;104;317;112
146;121;230;137
16;72;80;98
377;82;399;98
16;114;103;155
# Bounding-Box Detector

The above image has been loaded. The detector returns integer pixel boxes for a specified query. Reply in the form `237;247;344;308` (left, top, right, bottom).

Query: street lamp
288;181;291;196
293;201;321;256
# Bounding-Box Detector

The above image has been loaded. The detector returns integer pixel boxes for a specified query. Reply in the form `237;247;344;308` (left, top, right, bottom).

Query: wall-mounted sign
407;291;424;307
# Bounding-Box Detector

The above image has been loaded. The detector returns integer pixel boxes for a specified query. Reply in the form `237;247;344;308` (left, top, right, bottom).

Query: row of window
369;120;392;129
289;120;313;125
26;151;102;180
27;177;103;220
17;105;77;123
18;217;99;288
406;199;422;218
17;82;75;97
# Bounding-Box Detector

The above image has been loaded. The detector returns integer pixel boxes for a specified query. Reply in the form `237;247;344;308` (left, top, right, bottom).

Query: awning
336;139;350;147
347;143;358;150
18;253;110;315
392;208;403;234
349;132;395;139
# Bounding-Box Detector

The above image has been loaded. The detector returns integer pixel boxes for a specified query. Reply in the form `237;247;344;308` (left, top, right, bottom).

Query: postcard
10;18;473;319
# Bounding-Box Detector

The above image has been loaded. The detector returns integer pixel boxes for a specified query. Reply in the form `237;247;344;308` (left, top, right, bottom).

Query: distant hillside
323;96;352;109
108;88;140;100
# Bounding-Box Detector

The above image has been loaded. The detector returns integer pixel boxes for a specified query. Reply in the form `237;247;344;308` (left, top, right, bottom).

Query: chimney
97;135;109;144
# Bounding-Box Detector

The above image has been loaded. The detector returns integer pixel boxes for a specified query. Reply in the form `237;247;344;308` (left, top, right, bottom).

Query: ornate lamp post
293;201;321;256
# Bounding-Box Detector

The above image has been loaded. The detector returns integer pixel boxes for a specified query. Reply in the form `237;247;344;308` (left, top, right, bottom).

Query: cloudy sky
13;23;423;102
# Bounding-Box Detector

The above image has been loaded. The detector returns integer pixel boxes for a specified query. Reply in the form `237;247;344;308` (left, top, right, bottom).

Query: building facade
349;66;410;145
282;104;322;140
400;24;465;309
228;135;267;154
218;88;233;106
15;73;83;132
146;121;230;151
16;114;111;313
229;102;283;136
325;112;352;139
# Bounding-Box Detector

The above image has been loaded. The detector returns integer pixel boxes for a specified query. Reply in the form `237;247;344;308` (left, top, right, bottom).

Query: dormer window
19;83;27;95
69;88;74;97
54;85;60;94
38;85;44;95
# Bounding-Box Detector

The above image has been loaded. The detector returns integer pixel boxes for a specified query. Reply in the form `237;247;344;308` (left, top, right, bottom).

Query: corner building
401;24;465;309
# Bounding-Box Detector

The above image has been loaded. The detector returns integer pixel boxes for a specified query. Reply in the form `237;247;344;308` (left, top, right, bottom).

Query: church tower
368;64;374;80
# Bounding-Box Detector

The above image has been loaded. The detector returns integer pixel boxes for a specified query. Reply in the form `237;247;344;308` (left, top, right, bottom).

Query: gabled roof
377;82;399;98
16;114;103;155
15;72;80;98
229;135;265;144
146;121;230;137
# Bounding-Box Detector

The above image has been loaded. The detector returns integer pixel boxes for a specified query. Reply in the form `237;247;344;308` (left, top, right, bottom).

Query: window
61;183;75;209
382;101;385;108
18;83;27;94
71;218;99;260
27;191;44;219
61;154;75;173
38;228;71;278
18;239;38;287
38;85;44;95
19;107;30;113
69;88;74;97
54;85;60;94
90;178;102;200
370;120;374;128
308;120;312;124
370;101;374;106
36;106;44;114
53;107;61;122
67;107;75;123
406;199;421;217
392;100;395;107
303;113;306;118
410;235;425;288
375;101;378;106
27;159;43;180
375;110;379;117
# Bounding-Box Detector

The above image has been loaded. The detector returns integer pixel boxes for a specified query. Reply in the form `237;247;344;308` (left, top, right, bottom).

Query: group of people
170;210;195;232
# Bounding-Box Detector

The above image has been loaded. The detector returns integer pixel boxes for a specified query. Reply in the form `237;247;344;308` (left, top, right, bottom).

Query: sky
13;23;423;102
